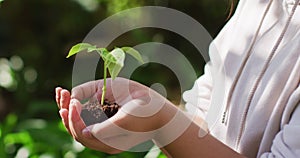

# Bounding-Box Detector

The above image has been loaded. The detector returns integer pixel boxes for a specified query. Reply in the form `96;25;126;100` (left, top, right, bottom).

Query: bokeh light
0;58;15;89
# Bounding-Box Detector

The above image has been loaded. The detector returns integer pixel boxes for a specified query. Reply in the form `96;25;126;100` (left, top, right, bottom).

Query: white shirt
183;0;300;157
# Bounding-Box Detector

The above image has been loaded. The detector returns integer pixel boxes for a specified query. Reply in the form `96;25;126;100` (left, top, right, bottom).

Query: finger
68;99;86;141
86;120;153;151
81;125;123;154
88;119;129;140
71;80;103;100
66;99;123;154
59;109;71;134
55;87;62;108
60;89;71;109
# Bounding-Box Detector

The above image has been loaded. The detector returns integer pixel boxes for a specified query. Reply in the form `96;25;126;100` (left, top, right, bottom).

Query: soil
80;100;120;126
101;100;120;118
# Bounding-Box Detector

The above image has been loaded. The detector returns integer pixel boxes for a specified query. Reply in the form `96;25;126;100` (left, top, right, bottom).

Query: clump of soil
101;100;120;118
80;100;120;126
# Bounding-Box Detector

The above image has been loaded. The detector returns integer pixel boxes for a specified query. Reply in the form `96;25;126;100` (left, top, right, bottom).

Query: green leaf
121;47;144;64
96;48;109;59
105;48;125;79
66;43;97;58
4;131;32;145
5;114;17;127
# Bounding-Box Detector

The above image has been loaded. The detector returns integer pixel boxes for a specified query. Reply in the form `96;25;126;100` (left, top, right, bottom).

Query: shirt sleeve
182;62;213;118
260;103;300;158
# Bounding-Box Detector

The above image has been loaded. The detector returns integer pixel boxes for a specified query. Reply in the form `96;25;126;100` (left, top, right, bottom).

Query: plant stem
101;61;107;105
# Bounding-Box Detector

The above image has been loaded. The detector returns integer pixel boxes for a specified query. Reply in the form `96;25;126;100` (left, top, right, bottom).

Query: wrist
153;101;191;147
156;101;178;129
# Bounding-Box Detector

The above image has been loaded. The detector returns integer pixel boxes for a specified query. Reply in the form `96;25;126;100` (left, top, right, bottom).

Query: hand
56;83;122;153
55;77;177;153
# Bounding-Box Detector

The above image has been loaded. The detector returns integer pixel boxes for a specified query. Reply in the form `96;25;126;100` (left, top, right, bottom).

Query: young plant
67;43;144;105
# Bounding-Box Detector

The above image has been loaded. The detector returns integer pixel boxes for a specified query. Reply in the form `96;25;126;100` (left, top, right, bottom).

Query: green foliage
100;0;144;15
67;43;144;104
0;0;230;157
158;153;168;158
0;108;150;158
66;43;98;58
67;43;144;79
121;47;145;64
105;48;125;79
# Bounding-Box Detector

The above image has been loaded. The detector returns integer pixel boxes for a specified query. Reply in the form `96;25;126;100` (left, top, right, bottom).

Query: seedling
67;43;144;122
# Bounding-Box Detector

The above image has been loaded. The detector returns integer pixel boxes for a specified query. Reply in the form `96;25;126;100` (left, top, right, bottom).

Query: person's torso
206;0;300;157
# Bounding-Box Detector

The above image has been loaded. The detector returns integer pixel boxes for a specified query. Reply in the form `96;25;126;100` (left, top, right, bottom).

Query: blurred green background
0;0;236;157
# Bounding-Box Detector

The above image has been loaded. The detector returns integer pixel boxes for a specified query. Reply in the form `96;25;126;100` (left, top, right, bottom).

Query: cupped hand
55;77;177;153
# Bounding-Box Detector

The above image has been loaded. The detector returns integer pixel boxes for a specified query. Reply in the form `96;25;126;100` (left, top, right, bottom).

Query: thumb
84;119;154;151
82;125;94;138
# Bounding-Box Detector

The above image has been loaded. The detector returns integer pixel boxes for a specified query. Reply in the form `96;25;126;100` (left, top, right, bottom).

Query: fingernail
70;99;75;105
82;127;92;137
70;99;82;114
59;110;63;117
59;110;65;122
70;99;78;108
